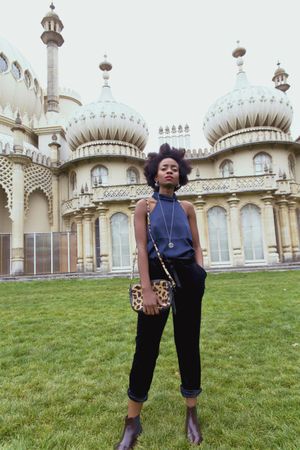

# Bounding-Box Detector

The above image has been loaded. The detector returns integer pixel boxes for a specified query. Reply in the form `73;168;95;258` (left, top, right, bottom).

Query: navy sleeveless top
147;191;195;259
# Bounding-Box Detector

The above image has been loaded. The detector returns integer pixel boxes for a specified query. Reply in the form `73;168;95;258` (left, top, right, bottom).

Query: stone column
75;214;84;272
227;194;243;266
288;198;300;261
82;210;94;272
261;193;279;264
128;201;136;269
194;196;208;266
49;135;61;232
9;117;31;275
97;203;109;274
277;195;293;261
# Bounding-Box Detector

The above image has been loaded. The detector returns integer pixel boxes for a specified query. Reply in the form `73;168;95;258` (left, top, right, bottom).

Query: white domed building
0;5;299;276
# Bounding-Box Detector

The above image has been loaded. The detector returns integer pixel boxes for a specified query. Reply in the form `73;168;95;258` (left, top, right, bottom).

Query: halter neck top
147;191;195;259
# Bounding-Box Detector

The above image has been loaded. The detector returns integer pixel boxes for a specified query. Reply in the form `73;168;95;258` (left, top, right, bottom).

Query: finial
99;54;113;86
232;40;246;72
15;111;22;125
277;60;281;68
50;2;55;11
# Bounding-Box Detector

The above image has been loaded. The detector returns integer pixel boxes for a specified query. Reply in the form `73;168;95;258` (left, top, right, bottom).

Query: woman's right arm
134;199;160;315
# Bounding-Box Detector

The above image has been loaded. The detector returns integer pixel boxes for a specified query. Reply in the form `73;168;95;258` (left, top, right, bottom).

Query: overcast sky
2;0;300;152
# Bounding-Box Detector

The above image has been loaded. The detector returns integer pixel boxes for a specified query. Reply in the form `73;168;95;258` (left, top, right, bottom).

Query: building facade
0;5;300;276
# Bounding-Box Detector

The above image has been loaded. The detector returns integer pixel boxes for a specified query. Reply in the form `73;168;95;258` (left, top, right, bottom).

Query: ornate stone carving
0;156;13;215
24;163;53;221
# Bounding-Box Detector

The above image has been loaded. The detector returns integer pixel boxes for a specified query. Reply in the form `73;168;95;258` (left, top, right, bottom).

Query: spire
232;41;249;89
99;55;115;101
272;61;290;92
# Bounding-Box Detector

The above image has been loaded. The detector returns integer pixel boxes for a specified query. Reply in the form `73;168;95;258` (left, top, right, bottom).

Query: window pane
241;205;264;261
208;207;230;263
111;213;130;268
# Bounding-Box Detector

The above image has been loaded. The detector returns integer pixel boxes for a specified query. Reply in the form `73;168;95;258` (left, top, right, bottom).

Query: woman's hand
142;287;160;315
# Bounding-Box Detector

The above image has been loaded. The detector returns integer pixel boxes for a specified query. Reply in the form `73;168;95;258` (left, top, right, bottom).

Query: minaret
272;61;290;92
41;2;64;112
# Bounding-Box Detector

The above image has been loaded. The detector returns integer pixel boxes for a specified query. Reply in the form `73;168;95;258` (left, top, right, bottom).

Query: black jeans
128;257;206;402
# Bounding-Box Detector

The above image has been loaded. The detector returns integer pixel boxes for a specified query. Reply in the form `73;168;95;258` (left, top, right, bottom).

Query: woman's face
155;157;179;188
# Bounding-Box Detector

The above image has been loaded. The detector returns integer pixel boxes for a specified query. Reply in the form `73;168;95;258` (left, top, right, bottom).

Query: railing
61;174;278;215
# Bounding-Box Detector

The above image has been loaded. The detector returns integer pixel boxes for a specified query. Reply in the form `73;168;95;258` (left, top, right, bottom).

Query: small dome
203;48;293;146
0;36;43;119
66;58;148;151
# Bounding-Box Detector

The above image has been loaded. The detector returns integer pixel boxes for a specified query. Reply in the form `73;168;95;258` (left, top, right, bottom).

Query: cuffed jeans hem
180;386;202;398
127;388;148;403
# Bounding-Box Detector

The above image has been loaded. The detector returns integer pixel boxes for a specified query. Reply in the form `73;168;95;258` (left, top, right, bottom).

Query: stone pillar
9;117;30;275
227;194;243;266
277;195;293;261
261;193;279;264
97;203;109;274
49;136;61;232
82;211;94;272
194;196;208;266
128;201;136;268
288;198;300;261
10;161;25;275
75;214;84;272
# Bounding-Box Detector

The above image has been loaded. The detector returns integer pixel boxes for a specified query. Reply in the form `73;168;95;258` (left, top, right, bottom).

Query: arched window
0;54;8;73
127;167;139;184
111;213;130;269
24;70;32;88
253;152;272;175
219;160;234;178
288;154;296;179
207;207;230;263
241;204;264;261
91;165;108;186
70;171;77;194
11;61;22;80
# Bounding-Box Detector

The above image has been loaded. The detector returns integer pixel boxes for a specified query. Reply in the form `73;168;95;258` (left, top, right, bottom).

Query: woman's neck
158;187;175;197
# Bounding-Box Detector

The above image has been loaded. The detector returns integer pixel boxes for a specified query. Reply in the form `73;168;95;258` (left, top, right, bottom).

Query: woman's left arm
184;201;204;267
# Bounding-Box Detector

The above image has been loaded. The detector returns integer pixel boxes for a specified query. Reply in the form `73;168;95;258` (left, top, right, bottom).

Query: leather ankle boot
185;406;203;445
115;415;142;450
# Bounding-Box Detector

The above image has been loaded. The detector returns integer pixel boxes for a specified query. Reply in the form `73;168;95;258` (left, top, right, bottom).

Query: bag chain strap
131;198;176;289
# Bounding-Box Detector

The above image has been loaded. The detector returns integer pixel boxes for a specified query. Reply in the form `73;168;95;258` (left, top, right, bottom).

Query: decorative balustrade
70;141;146;161
61;174;280;215
0;137;51;167
213;128;293;153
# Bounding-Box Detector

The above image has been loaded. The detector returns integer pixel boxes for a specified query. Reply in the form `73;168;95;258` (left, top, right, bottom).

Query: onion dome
0;36;43;119
203;43;293;146
66;55;149;151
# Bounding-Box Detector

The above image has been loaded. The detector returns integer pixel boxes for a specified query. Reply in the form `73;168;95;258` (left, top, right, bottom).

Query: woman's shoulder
135;197;156;212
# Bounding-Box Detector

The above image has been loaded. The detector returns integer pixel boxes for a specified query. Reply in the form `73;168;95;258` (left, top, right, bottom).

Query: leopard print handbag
129;279;174;312
129;198;176;313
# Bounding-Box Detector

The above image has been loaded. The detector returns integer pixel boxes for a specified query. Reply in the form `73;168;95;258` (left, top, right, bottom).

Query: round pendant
168;242;174;248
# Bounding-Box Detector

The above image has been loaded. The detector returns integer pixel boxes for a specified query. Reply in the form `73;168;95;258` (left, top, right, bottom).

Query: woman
115;144;207;449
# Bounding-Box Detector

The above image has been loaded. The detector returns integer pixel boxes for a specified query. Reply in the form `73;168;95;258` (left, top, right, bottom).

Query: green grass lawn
0;271;299;450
